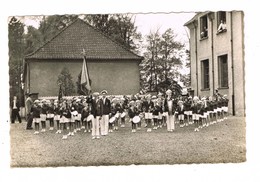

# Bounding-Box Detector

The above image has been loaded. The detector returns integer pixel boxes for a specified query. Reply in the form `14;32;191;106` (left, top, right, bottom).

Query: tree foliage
156;78;183;97
182;49;191;87
140;28;185;95
24;15;78;55
57;67;75;96
8;16;25;104
83;14;142;53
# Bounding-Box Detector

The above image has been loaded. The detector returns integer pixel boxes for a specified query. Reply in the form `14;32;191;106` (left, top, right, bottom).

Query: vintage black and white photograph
8;11;246;167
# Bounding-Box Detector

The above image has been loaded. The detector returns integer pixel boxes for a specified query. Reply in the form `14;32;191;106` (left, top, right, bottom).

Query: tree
84;14;110;33
38;15;78;43
24;15;78;55
57;67;75;96
185;49;191;68
24;25;42;54
140;29;161;92
83;14;142;53
8;16;25;105
160;28;184;80
156;78;182;97
182;49;191;87
140;28;185;95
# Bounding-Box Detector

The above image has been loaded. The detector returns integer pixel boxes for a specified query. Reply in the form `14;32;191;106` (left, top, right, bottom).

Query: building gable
25;18;142;60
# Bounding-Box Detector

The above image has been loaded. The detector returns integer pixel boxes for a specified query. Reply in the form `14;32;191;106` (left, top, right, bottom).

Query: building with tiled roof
23;18;143;97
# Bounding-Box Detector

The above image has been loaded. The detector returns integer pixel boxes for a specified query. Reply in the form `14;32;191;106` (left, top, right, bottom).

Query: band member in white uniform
164;89;176;132
91;92;101;139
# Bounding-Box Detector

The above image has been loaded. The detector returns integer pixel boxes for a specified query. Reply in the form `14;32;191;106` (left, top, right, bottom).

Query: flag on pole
58;84;63;101
81;56;91;94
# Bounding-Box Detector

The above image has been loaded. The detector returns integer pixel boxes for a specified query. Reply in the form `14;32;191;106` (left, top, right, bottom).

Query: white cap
129;100;135;106
178;100;183;104
151;95;157;99
166;89;172;95
101;90;108;94
92;92;100;96
193;96;199;101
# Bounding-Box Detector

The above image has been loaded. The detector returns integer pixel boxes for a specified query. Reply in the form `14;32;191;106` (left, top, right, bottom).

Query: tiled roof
25;18;143;60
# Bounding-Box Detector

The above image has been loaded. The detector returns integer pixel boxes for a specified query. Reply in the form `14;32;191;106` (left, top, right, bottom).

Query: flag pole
81;48;91;95
85;55;91;95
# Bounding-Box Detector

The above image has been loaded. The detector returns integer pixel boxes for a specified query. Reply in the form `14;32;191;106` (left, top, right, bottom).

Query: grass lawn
10;116;246;167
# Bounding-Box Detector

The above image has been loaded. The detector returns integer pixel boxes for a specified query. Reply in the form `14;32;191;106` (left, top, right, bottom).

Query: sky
134;12;195;45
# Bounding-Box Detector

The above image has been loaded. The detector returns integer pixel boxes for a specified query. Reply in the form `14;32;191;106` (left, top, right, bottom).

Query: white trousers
101;115;109;135
92;117;100;137
166;114;175;130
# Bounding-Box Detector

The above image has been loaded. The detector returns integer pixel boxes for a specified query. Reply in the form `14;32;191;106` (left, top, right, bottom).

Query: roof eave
184;11;211;27
25;57;143;61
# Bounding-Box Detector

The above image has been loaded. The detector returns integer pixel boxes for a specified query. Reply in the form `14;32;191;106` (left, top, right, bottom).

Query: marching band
28;89;229;139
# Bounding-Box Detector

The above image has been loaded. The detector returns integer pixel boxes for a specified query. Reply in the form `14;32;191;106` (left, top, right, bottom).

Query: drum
109;116;116;123
121;112;126;118
115;113;120;118
71;111;78;117
133;116;141;123
86;114;94;122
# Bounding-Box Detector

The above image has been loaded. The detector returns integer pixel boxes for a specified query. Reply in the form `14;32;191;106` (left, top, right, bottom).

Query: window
200;15;208;39
217;11;227;33
201;59;209;89
218;55;228;88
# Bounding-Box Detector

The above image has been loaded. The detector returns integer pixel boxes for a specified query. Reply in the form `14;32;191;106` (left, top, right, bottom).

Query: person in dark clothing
114;99;122;130
46;100;55;130
142;94;154;132
11;96;22;124
25;93;34;129
81;104;91;133
222;95;229;120
100;90;111;136
176;100;185;128
40;100;48;132
91;92;102;139
191;96;200;132
31;100;41;134
152;97;161;130
120;98;127;127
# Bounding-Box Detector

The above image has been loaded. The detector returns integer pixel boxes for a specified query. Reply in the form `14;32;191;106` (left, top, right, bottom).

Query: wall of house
28;59;140;96
189;27;197;96
188;11;245;116
232;12;245;116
